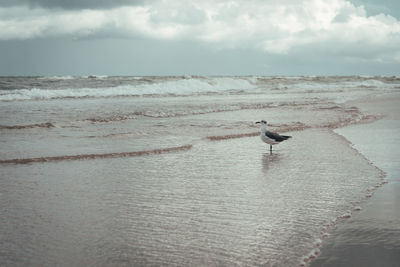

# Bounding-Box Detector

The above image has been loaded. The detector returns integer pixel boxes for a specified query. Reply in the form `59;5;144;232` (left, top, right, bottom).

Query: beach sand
311;94;400;267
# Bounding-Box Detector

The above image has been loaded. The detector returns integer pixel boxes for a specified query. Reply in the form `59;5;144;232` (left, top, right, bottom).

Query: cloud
0;0;149;10
0;0;399;62
0;6;110;39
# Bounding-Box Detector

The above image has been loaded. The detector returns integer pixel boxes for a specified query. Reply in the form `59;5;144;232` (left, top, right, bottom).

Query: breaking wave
0;77;256;101
1;76;399;102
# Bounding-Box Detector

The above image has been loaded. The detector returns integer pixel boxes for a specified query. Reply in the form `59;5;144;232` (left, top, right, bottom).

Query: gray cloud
1;0;399;75
0;0;150;9
149;2;206;25
1;0;400;59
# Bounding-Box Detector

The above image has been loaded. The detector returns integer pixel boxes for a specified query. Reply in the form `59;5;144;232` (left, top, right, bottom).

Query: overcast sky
0;0;399;76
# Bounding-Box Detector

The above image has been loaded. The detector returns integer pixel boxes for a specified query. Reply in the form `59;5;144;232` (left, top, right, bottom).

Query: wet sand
311;94;400;267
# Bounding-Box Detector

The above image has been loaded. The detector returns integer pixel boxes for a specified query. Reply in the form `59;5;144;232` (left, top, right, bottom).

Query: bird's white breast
260;134;279;145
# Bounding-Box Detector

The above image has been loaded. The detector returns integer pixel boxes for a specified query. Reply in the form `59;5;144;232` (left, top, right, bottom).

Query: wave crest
0;77;256;101
0;145;192;164
0;122;55;129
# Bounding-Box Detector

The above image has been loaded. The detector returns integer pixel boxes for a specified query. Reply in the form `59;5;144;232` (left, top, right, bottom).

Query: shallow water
0;129;384;266
0;76;398;266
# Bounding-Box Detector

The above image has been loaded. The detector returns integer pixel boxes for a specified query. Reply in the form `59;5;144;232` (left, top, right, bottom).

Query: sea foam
0;77;256;101
1;76;399;102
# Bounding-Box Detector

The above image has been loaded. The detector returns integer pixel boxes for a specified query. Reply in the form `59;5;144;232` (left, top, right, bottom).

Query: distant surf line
0;145;192;165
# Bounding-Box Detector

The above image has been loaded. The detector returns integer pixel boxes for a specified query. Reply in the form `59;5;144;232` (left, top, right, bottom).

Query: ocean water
0;76;399;266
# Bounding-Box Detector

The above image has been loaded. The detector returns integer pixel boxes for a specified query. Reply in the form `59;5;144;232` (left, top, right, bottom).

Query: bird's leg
270;144;272;154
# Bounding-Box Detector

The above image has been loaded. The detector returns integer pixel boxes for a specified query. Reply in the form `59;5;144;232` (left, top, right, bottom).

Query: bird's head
255;120;267;125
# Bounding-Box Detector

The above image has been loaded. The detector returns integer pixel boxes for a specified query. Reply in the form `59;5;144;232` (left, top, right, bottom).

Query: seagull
256;120;291;153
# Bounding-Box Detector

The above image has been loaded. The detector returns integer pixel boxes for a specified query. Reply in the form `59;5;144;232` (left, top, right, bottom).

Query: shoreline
310;93;400;267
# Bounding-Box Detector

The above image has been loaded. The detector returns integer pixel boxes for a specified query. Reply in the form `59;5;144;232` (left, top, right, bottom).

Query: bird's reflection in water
262;152;281;173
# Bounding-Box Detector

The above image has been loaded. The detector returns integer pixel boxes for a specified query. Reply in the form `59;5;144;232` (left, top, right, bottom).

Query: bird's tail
281;135;292;140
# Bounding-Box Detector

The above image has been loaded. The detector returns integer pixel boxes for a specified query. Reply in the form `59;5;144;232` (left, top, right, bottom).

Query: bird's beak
255;121;260;124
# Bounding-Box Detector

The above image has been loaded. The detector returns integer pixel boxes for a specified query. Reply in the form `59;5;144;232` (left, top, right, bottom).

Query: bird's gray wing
265;131;291;142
